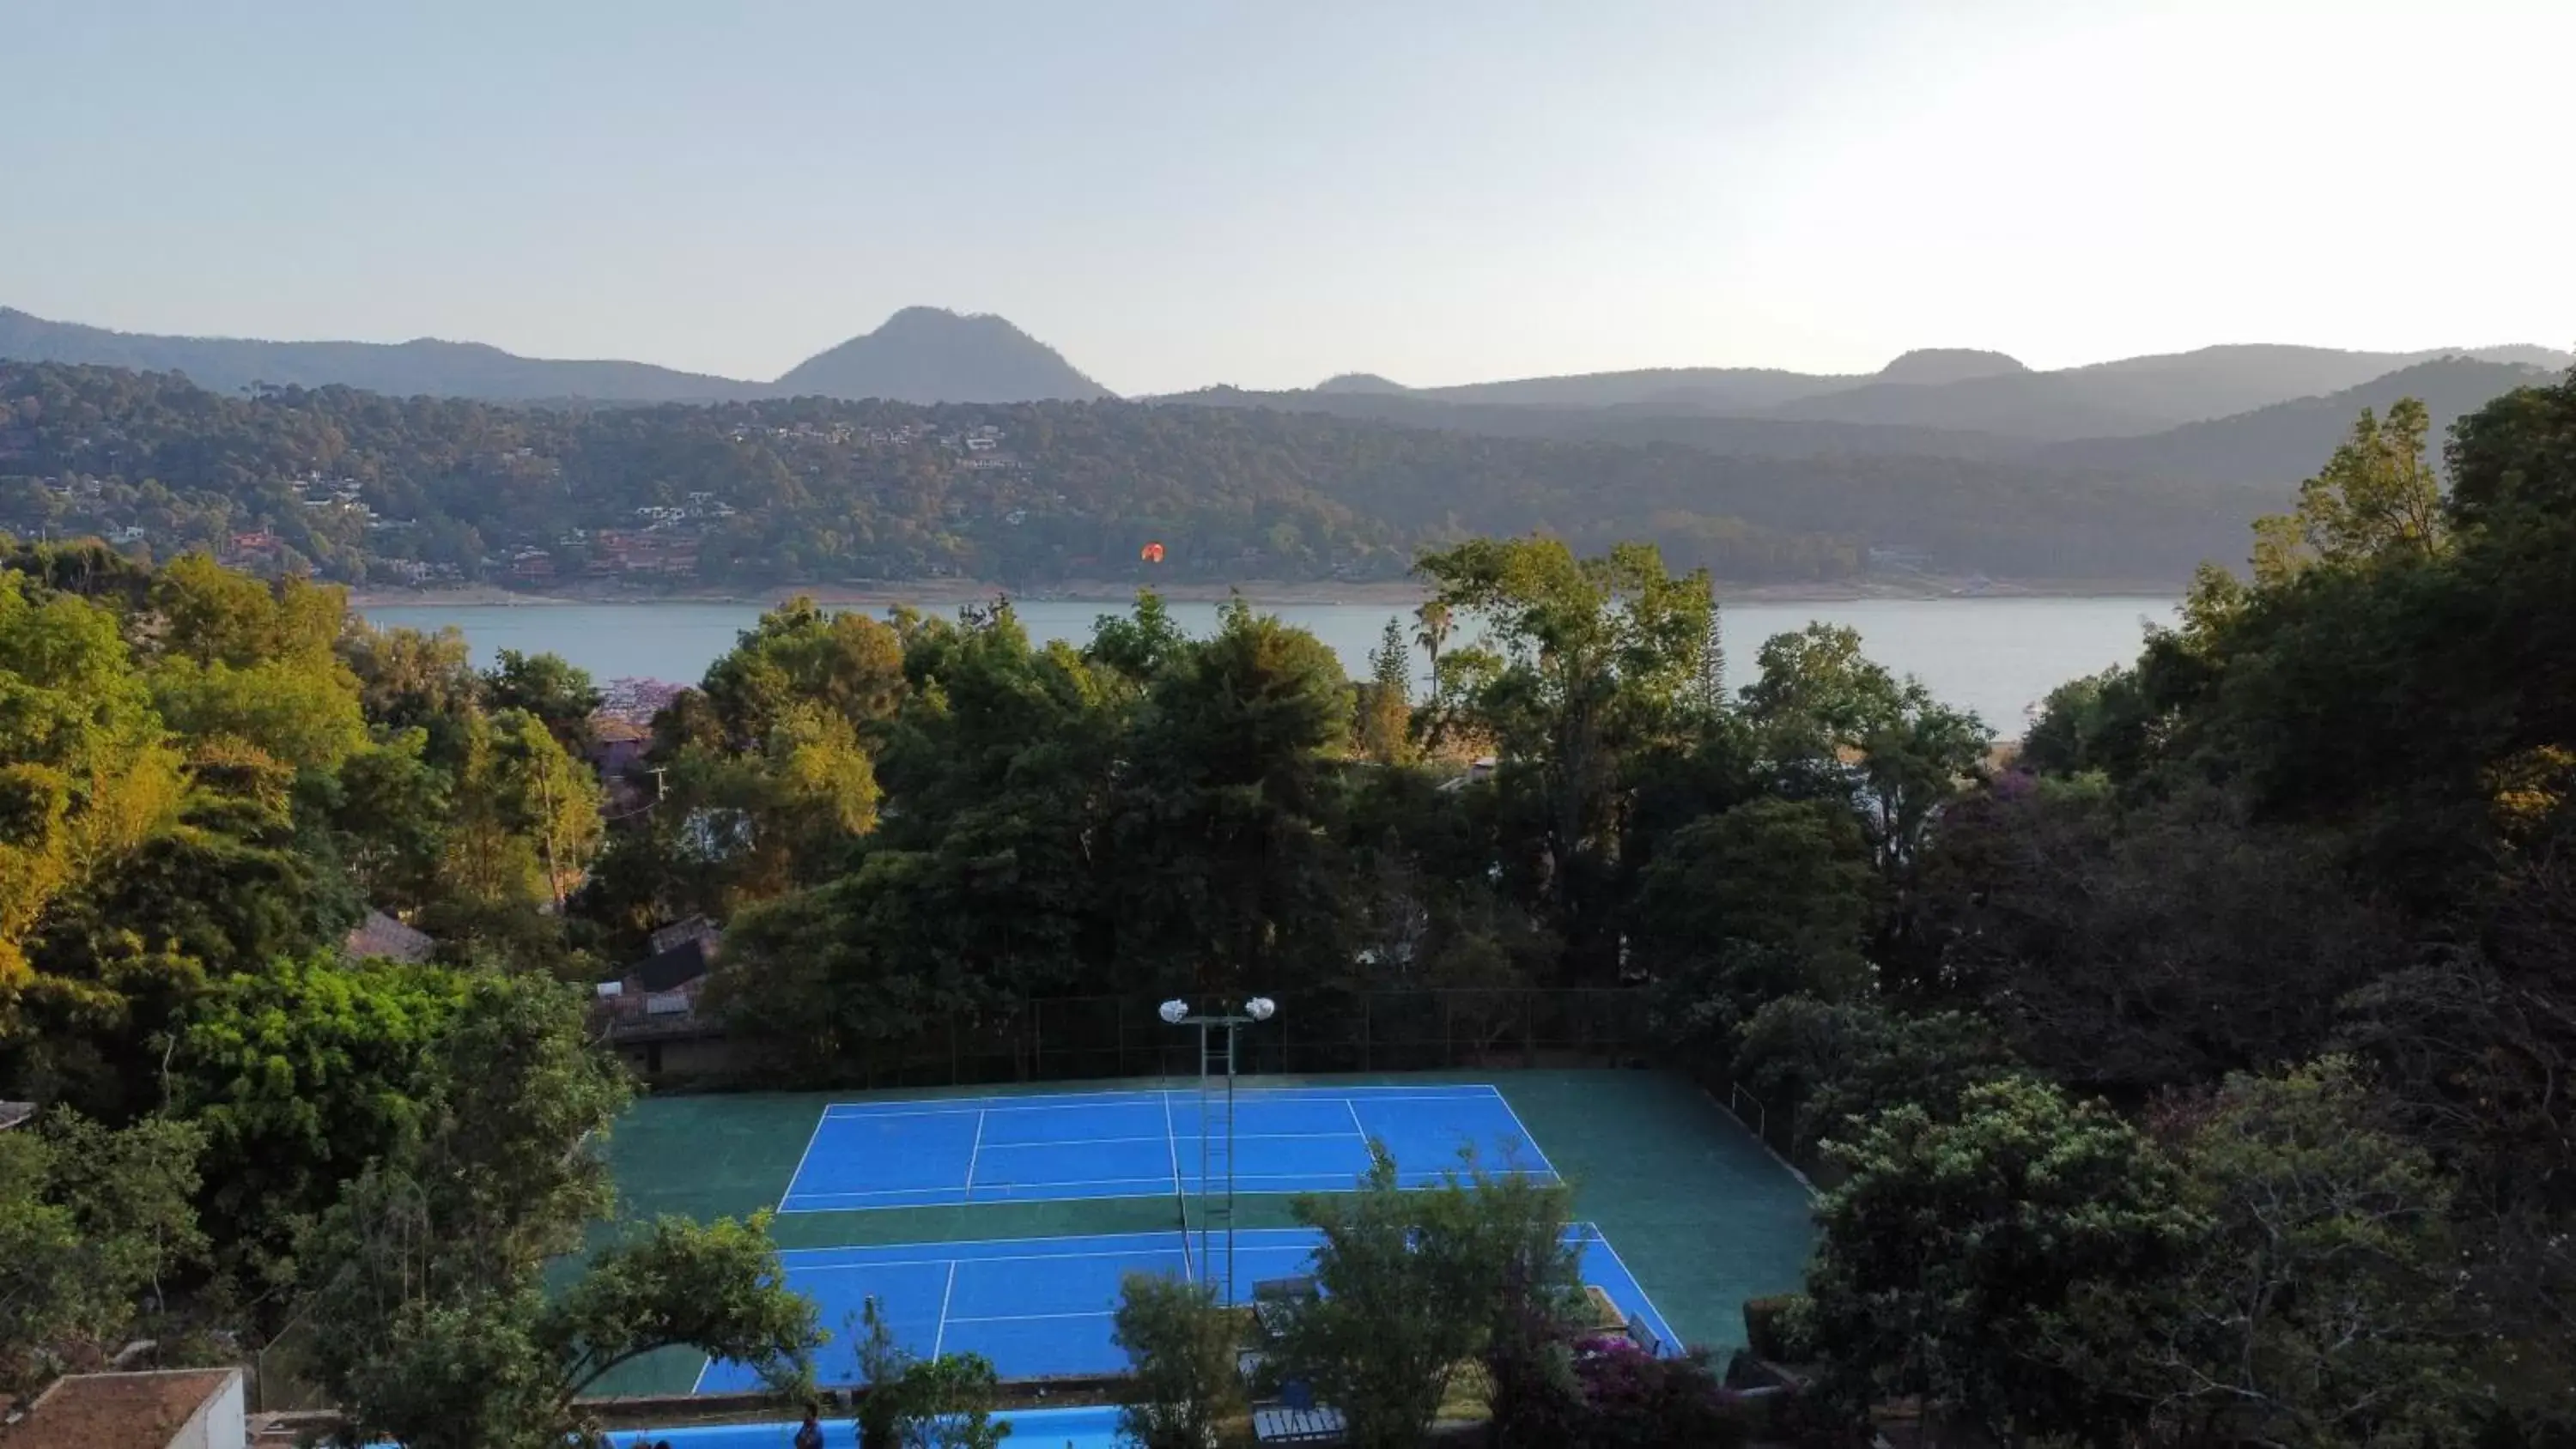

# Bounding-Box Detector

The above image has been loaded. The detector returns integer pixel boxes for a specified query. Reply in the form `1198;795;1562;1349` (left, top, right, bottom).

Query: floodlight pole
1159;997;1275;1306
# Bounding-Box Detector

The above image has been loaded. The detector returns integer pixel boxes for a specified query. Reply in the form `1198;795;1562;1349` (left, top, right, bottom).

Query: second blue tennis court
695;1223;1674;1391
779;1084;1557;1213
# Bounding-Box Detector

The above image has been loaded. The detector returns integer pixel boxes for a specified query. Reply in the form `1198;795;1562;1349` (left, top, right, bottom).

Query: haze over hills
0;305;759;403
1173;348;2568;483
0;305;1110;406
1287;342;2570;441
2037;357;2557;485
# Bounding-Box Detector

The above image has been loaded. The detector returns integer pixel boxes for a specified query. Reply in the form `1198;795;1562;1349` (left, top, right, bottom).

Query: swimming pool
605;1403;1120;1447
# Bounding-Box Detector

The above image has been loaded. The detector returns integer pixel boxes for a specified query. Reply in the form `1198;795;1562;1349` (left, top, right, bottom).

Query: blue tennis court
695;1223;1675;1391
778;1084;1558;1213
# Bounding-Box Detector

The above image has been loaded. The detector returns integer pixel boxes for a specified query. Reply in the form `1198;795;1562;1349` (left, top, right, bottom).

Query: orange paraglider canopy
1139;541;1165;563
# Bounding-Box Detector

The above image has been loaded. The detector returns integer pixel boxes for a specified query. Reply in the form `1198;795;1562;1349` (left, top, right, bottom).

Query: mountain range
1;301;2566;494
0;305;1109;405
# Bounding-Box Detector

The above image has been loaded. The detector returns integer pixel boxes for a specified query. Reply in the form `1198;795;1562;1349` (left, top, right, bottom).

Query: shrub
1574;1340;1748;1449
1113;1271;1244;1449
1740;1294;1803;1361
889;1352;1005;1449
1275;1143;1583;1449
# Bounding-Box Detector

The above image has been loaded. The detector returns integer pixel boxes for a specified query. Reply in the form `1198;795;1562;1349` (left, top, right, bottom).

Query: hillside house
0;1368;246;1449
594;920;730;1079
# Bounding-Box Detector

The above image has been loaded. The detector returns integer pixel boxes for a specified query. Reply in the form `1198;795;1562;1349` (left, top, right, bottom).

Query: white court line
787;1174;1175;1202
943;1308;1123;1325
788;1166;1559;1211
1483;1091;1564;1179
775;1107;838;1210
1344;1098;1371;1144
965;1108;987;1192
779;1245;1195;1270
820;1084;1508;1117
933;1261;957;1357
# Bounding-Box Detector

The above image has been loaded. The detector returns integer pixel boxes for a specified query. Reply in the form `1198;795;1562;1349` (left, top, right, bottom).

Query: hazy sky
7;0;2569;395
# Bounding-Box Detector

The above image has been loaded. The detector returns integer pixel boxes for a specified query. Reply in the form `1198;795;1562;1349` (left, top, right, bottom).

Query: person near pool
794;1405;825;1449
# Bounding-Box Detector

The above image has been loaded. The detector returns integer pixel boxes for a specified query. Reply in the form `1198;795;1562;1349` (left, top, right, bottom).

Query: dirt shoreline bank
349;574;2184;609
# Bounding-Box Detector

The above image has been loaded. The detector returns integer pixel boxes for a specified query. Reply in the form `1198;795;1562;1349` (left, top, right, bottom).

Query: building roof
4;1369;239;1449
0;1101;34;1132
344;910;435;964
621;934;717;995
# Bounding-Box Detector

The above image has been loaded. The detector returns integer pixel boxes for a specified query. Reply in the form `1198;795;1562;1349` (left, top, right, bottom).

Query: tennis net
1174;1174;1198;1283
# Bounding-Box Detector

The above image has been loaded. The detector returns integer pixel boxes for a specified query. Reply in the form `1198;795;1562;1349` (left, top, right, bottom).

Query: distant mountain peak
771;307;1111;404
1876;349;2029;385
1315;372;1410;395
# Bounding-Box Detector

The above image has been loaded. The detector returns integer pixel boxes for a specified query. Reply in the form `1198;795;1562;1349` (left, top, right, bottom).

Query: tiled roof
345;910;434;964
6;1369;238;1449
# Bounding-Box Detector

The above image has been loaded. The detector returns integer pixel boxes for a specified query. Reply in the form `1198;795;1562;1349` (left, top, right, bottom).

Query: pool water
609;1404;1121;1447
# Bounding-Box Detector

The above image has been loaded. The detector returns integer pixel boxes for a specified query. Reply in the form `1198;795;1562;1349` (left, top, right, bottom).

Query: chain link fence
805;989;1659;1090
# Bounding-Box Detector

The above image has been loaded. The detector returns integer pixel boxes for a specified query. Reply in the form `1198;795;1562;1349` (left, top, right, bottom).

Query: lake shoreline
349;573;2189;610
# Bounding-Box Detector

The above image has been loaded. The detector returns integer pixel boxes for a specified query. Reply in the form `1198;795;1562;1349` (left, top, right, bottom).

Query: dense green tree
1111;597;1352;995
1637;797;1878;1044
702;597;906;741
2075;1059;2476;1449
479;649;602;753
173;951;469;1277
1801;1077;2196;1446
1417;538;1715;980
0;1110;205;1391
2248;398;2446;584
1740;622;1990;886
298;973;823;1448
338;621;480;749
1730;994;2016;1159
0;573;186;1002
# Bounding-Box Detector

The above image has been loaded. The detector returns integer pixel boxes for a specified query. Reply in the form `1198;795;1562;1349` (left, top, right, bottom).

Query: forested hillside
0;361;2260;589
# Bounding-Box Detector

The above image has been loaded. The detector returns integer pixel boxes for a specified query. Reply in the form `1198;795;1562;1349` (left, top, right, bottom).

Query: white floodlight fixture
1244;997;1276;1022
1158;998;1191;1025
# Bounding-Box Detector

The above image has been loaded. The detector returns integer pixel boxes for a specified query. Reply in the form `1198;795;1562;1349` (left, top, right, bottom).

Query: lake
359;595;2181;734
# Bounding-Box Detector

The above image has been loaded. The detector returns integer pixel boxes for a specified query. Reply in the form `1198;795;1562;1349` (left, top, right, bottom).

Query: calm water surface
361;595;2180;734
